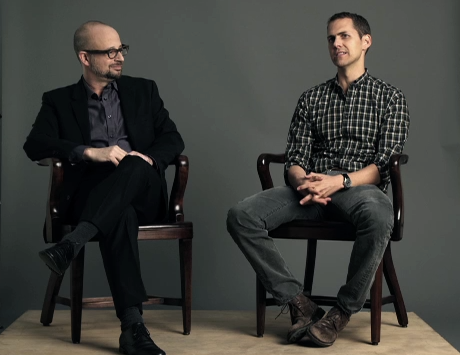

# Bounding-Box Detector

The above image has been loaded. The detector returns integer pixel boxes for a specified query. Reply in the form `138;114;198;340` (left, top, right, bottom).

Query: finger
314;187;328;197
299;194;313;205
116;150;129;160
110;156;119;166
297;183;312;191
305;177;322;183
307;186;322;195
114;146;128;156
313;196;331;205
130;151;147;160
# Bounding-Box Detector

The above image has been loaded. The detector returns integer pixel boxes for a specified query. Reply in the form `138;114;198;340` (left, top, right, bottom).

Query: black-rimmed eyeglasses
84;44;129;59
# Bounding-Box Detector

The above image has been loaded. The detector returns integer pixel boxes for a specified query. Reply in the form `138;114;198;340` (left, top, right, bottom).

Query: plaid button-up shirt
285;71;410;192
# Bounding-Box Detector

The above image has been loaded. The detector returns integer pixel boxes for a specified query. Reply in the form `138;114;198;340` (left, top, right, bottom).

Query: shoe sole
287;307;326;343
38;250;65;276
305;326;335;347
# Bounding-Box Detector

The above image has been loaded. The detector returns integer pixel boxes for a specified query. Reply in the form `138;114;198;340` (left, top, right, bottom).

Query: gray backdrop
1;0;459;350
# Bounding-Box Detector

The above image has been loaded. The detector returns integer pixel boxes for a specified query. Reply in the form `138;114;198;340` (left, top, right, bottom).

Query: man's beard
90;59;122;80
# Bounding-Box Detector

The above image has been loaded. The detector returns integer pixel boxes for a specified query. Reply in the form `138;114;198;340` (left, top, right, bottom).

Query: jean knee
354;194;393;238
227;203;259;239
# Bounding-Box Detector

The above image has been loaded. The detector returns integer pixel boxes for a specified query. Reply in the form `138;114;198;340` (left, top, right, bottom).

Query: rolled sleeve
285;92;314;173
373;92;410;188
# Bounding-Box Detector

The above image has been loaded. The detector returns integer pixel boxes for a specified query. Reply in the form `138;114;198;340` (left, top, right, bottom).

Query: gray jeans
226;182;393;315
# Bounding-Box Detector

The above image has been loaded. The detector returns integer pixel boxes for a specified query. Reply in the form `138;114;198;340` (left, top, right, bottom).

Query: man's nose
114;51;125;61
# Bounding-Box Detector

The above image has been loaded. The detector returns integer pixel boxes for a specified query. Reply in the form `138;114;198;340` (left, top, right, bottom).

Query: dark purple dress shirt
69;78;132;161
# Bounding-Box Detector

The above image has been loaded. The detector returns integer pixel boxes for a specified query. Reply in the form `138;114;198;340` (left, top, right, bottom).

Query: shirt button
110;135;113;138
103;97;107;101
108;115;112;119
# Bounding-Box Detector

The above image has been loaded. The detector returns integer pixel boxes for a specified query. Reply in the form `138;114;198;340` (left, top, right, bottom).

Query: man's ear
362;34;372;52
78;51;90;67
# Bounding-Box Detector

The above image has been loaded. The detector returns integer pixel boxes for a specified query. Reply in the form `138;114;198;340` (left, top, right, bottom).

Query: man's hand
298;192;332;206
128;151;153;166
288;166;331;205
297;172;343;204
83;146;128;166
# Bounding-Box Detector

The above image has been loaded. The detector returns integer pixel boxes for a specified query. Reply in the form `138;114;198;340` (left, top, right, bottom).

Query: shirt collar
333;69;369;90
82;76;118;100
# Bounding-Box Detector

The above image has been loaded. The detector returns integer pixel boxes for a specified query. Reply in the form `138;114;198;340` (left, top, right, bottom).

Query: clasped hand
296;172;343;205
83;145;153;166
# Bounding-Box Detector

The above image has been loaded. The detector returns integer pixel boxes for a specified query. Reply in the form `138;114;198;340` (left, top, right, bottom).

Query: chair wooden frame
38;155;193;344
255;153;409;345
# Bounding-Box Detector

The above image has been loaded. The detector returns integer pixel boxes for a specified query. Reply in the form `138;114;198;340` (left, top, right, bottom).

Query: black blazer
24;75;185;218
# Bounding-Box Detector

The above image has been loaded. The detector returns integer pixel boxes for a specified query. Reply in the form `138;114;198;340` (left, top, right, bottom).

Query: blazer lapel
71;79;91;145
117;77;137;129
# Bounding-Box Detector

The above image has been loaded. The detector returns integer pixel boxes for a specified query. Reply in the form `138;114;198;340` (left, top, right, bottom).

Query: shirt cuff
69;145;90;163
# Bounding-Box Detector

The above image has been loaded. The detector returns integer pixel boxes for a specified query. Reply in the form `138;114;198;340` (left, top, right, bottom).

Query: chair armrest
37;155;190;241
389;154;409;241
256;152;409;242
36;158;65;242
257;153;285;190
168;155;189;222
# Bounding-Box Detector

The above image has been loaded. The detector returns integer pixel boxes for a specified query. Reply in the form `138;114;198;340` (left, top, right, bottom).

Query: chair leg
303;240;317;296
256;276;266;337
383;244;408;327
40;269;65;326
370;261;383;345
179;239;192;335
70;247;85;344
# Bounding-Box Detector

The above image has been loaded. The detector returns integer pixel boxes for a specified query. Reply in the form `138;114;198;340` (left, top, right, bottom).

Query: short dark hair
73;20;109;59
327;12;371;38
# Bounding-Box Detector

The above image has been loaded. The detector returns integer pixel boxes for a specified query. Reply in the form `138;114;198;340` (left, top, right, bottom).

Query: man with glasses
24;21;184;355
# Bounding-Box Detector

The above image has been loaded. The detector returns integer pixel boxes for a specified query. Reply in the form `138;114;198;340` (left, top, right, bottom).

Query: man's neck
336;66;366;94
82;73;113;97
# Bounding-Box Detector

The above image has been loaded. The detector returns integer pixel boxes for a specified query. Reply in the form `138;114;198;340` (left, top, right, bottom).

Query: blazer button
66;195;71;201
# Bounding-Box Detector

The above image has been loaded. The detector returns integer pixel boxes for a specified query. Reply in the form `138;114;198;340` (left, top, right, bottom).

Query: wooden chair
38;155;193;344
256;153;408;345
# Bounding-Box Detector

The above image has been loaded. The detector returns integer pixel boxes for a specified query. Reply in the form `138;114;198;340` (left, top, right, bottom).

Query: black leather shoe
38;240;76;276
119;323;166;355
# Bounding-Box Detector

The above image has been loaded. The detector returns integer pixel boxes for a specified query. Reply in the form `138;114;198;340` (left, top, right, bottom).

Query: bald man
24;21;184;355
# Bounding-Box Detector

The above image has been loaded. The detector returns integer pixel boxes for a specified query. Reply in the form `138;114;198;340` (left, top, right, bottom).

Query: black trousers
67;155;164;317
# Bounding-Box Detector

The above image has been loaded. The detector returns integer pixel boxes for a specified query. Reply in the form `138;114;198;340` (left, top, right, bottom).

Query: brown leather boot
306;306;350;346
287;293;325;343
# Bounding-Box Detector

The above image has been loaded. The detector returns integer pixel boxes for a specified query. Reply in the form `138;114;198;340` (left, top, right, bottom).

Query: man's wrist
288;165;307;188
83;147;93;161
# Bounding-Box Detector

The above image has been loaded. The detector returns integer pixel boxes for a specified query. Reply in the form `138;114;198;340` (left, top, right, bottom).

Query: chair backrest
39;155;190;243
256;153;409;242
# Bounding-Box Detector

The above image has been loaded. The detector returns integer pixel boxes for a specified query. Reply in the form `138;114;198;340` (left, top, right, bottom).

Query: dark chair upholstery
38;155;193;344
255;153;408;345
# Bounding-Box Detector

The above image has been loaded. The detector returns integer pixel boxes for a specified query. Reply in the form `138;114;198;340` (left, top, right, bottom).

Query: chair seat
59;222;193;242
269;220;356;241
139;222;193;240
